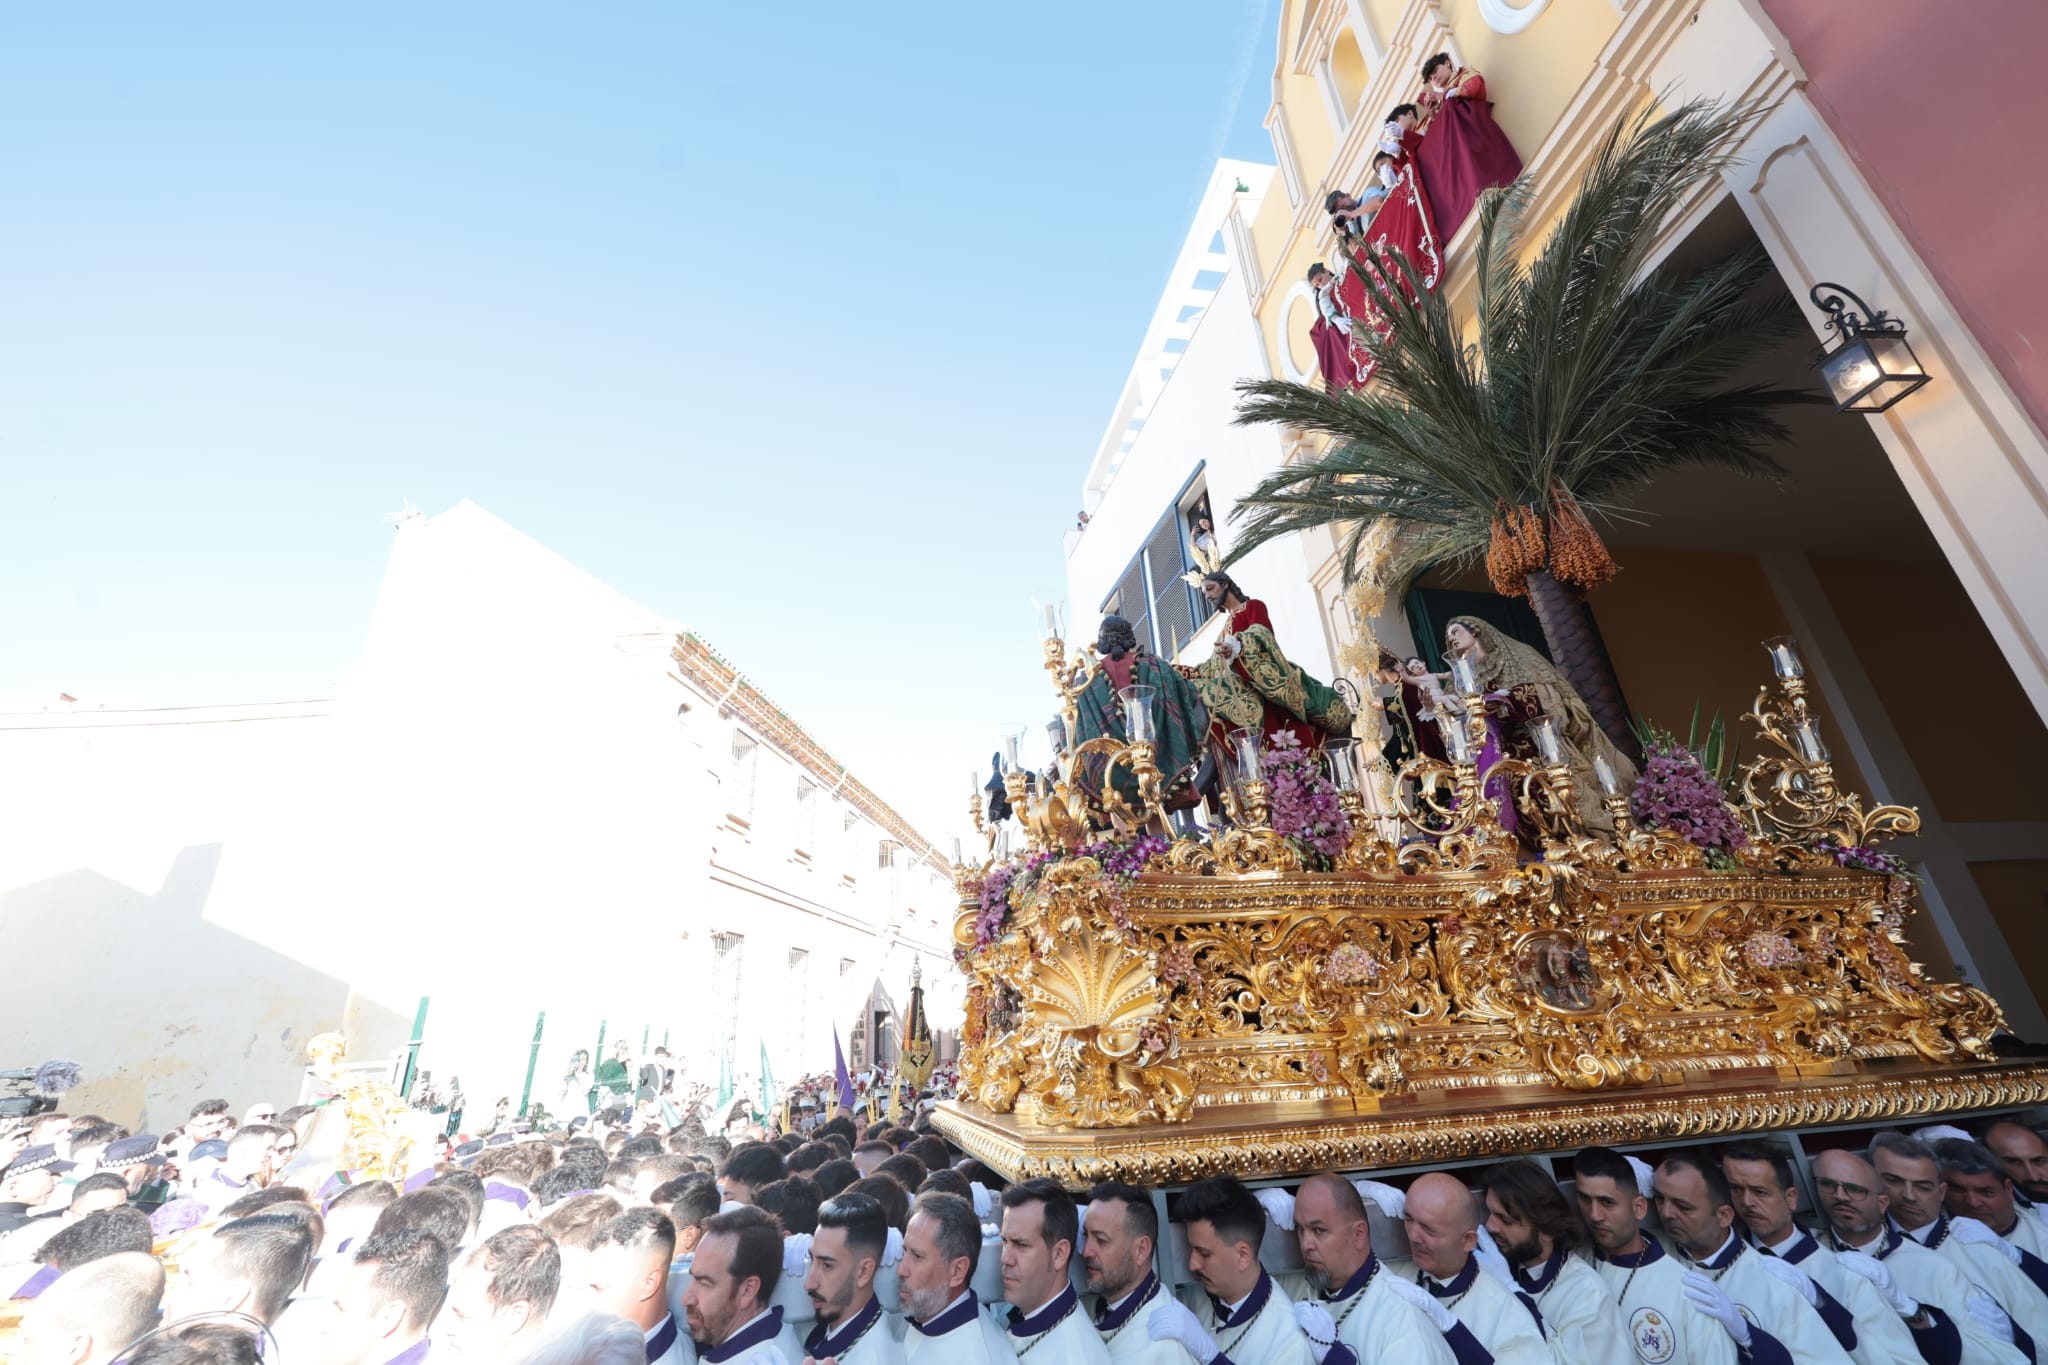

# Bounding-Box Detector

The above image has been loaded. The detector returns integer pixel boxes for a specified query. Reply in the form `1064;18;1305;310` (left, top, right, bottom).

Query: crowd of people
8;1080;2048;1365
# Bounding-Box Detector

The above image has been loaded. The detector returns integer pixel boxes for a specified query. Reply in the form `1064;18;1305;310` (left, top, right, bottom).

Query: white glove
1950;1216;2024;1266
781;1232;813;1280
1146;1298;1219;1364
1075;1201;1088;1235
1757;1253;1817;1305
1626;1155;1657;1198
1472;1229;1515;1289
1835;1250;1920;1318
1294;1301;1337;1363
1353;1179;1406;1219
1965;1288;2017;1344
1914;1124;1973;1145
1256;1187;1297;1231
1683;1270;1753;1348
1384;1275;1457;1333
969;1181;992;1220
880;1226;903;1269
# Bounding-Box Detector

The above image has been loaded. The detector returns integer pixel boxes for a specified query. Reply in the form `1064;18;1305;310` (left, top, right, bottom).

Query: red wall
1759;0;2048;437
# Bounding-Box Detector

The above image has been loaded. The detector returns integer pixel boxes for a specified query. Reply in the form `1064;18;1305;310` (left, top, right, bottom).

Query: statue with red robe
1187;572;1354;753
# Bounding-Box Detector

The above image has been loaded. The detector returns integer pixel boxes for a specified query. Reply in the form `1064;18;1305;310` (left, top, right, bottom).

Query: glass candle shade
1793;719;1830;764
1450;654;1481;696
1764;636;1805;681
1230;727;1264;781
1040;602;1062;641
1325;738;1360;792
1592;753;1621;798
951;836;963;865
1528;715;1565;767
1120;686;1157;745
1437;714;1473;765
970;769;984;799
1003;733;1021;772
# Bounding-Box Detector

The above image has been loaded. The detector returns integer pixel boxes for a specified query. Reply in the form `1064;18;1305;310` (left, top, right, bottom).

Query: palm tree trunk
1523;569;1642;762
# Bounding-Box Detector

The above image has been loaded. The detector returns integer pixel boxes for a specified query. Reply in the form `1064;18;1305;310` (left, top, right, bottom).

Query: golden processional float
931;628;2044;1189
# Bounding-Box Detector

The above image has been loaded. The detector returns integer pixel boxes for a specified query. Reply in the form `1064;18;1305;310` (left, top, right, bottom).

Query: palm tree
1229;98;1826;754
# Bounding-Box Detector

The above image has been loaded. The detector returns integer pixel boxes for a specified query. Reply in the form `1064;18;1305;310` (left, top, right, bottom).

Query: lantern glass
1450;654;1481;695
1794;718;1830;764
970;769;984;799
1529;715;1566;767
1040;602;1063;641
1231;727;1264;781
1325;738;1360;791
1592;753;1621;798
1119;686;1157;745
1817;332;1931;413
1764;636;1805;681
1437;714;1472;765
1003;733;1021;772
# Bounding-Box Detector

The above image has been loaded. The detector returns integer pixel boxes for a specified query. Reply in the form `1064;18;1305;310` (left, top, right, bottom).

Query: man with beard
1069;615;1210;822
1282;1174;1455;1365
802;1193;898;1365
1719;1141;1936;1365
1936;1141;2048;1263
1814;1147;2026;1365
997;1179;1109;1364
1573;1145;1791;1365
1872;1132;2048;1353
1188;573;1353;756
1652;1151;1854;1365
1481;1159;1630;1365
897;1192;1008;1363
1386;1172;1551;1365
684;1205;802;1363
1080;1181;1190;1362
1985;1126;2048;1210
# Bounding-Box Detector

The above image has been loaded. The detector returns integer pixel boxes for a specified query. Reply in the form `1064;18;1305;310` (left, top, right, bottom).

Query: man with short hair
186;1100;232;1146
899;1192;1008;1363
589;1205;691;1363
1381;1172;1550;1365
322;1228;448;1365
1482;1158;1629;1365
1286;1173;1452;1365
804;1192;899;1363
440;1224;561;1362
685;1204;800;1362
1168;1175;1307;1365
1814;1146;2027;1364
994;1179;1109;1363
1654;1151;1853;1365
167;1211;316;1328
721;1144;788;1207
14;1250;163;1365
193;1125;285;1215
1872;1132;2048;1351
852;1143;894;1181
1081;1181;1190;1362
666;1173;722;1263
1;1146;76;1236
372;1189;471;1261
1935;1140;2048;1261
1985;1125;2048;1209
1574;1145;1785;1364
1720;1141;1935;1365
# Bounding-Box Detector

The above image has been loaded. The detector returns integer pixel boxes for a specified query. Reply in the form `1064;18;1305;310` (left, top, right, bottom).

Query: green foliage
1227;97;1828;587
1631;702;1740;790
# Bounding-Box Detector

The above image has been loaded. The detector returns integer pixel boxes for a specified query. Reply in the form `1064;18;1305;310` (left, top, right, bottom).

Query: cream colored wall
1439;0;1622;155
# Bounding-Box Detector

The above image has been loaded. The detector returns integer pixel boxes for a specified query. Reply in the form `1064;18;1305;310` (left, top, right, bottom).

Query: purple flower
1629;741;1746;853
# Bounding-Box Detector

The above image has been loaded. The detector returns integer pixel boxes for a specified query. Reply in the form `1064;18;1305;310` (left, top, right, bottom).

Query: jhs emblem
1630;1307;1676;1364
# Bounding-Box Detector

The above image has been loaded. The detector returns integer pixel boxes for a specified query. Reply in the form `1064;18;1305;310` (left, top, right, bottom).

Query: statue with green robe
1069;615;1211;817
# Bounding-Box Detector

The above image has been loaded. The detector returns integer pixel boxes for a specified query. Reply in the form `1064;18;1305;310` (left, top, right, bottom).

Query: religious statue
1070;615;1210;816
1187;572;1354;754
1444;615;1639;830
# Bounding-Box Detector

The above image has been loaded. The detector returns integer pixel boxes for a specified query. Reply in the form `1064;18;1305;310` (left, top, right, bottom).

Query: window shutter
1115;558;1151;653
1147;518;1195;657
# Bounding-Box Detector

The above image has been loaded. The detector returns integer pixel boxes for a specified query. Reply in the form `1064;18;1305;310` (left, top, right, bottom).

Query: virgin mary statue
1445;616;1639;831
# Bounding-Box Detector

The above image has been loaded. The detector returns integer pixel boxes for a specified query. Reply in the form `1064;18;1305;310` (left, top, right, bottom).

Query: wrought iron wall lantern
1808;281;1932;413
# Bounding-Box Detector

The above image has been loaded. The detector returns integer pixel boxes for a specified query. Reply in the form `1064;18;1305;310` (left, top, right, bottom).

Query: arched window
1330;28;1369;120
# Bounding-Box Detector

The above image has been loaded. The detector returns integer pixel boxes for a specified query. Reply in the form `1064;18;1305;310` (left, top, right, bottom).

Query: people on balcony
1319;138;1445;389
1414;51;1524;242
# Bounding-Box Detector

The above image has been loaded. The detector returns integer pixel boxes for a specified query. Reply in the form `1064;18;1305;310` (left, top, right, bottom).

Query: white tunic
1279;1261;1455;1365
1595;1239;1740;1365
1828;1226;2027;1365
996;1286;1110;1363
1762;1229;1920;1365
646;1314;699;1365
1912;1217;2048;1353
698;1308;795;1365
1687;1234;1854;1365
1383;1256;1551;1365
803;1299;902;1365
901;1291;1015;1365
2003;1207;2048;1263
1517;1247;1632;1365
1091;1275;1197;1364
1184;1270;1315;1365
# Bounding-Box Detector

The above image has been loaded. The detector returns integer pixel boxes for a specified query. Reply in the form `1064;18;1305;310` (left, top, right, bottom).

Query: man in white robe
1482;1158;1631;1365
993;1178;1108;1363
1377;1172;1552;1365
898;1192;1010;1365
589;1206;698;1365
1937;1140;2048;1265
1985;1125;2048;1214
683;1205;801;1364
801;1192;900;1365
1815;1147;2026;1365
1081;1181;1196;1363
1720;1142;1926;1365
1874;1133;2048;1353
1169;1175;1312;1365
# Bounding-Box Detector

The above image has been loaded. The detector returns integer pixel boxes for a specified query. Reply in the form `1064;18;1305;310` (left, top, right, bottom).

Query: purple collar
1211;1271;1273;1330
911;1289;981;1337
1425;1257;1481;1299
1095;1273;1159;1332
483;1181;530;1211
1517;1243;1567;1294
1830;1223;1903;1260
379;1339;431;1365
703;1306;783;1362
646;1314;681;1362
1897;1214;1950;1250
12;1264;61;1300
1322;1255;1379;1304
805;1294;883;1357
1008;1284;1080;1337
1772;1230;1820;1265
1602;1238;1665;1270
1684;1232;1745;1272
210;1168;250;1191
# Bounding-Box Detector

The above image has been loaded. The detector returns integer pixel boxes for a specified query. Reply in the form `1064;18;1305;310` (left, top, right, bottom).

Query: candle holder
1738;638;1917;851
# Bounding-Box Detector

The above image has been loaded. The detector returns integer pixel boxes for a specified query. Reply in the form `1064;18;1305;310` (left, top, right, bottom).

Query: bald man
1286;1174;1453;1365
14;1251;165;1365
1985;1126;2048;1209
1387;1173;1552;1365
1814;1147;2027;1365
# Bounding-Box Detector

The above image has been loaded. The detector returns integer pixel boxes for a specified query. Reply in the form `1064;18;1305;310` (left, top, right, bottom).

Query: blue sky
0;2;1277;843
